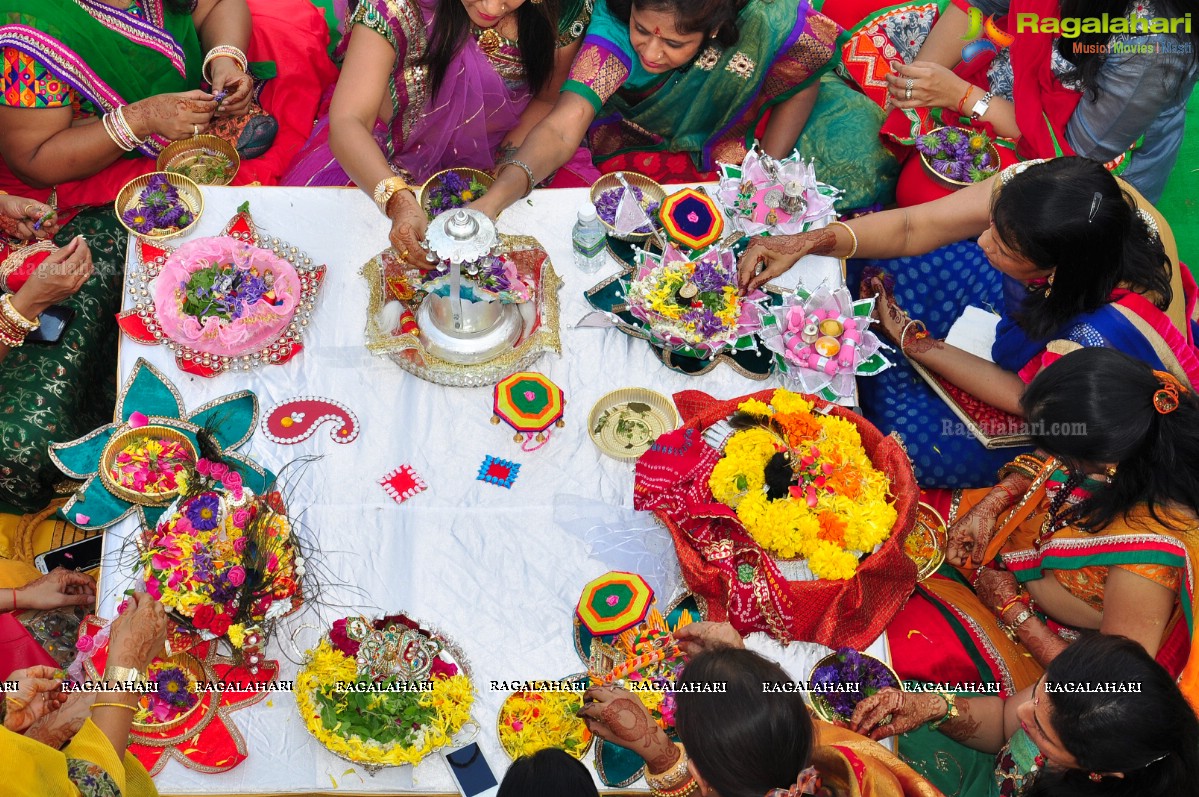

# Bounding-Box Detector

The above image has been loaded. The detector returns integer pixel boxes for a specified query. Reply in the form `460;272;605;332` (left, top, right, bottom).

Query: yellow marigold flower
807;541;861;580
771;389;813;416
737;398;773;417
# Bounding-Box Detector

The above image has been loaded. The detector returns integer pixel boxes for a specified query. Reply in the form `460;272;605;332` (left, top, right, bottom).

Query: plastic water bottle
571;203;607;274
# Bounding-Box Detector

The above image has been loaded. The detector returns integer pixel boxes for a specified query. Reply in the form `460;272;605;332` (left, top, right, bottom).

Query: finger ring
399;250;409;261
905;78;914;100
192;124;199;136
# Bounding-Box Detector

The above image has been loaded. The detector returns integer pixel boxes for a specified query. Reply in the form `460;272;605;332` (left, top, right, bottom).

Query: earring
1044;272;1055;298
1104;465;1118;482
1089;773;1104;782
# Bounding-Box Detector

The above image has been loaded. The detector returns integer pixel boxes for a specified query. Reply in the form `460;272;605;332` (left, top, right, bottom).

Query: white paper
945;305;1001;362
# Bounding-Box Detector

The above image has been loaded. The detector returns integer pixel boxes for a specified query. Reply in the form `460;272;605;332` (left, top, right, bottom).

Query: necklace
474;26;507;58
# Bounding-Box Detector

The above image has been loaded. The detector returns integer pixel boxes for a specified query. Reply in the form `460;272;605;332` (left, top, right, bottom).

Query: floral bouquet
716;147;840;237
295;613;474;768
809;647;901;722
498;683;592;760
916;126;1000;185
759;286;891;400
423;170;490;216
135;656;203;730
586;607;690;731
152;237;301;357
625;244;766;358
706;390;897;580
122;173;195;235
139;457;304;670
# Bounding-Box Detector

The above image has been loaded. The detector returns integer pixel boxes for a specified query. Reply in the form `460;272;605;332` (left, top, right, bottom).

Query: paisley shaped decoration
261;396;359;445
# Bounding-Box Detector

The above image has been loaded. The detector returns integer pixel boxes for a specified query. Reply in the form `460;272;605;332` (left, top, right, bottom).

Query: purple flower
208;571;240;604
154;666;195;709
122;207;155;234
810;648;897;719
185;493;221;531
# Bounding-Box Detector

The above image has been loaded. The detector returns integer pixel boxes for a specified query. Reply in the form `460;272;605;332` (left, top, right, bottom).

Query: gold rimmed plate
497;673;593;761
115;171;203;242
589;171;665;243
157;135;239;186
904;502;947;581
589;388;678;461
418;168;494;219
808;650;903;724
98;424;197;506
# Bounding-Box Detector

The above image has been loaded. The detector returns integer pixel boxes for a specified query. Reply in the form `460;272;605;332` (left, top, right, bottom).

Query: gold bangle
645;744;690;790
201;45;248;83
1;293;38;332
91;702;138;713
5;695;28;710
929;692;959;731
899;318;928;354
372;176;414;216
827;220;859;259
651;779;698;797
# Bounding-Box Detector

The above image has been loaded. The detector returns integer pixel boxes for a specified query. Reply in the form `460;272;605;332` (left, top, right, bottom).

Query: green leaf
237;201;250;214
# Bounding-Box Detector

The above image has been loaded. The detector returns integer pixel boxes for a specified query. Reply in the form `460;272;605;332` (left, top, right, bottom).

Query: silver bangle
497;158;535;199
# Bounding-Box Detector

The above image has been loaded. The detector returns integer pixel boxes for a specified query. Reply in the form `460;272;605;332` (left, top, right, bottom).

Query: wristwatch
970;91;995;120
372;176;414;216
103;664;143;685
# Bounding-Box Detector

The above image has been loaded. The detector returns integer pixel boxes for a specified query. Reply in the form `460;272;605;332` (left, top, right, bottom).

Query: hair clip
1087;192;1103;223
1152;370;1186;414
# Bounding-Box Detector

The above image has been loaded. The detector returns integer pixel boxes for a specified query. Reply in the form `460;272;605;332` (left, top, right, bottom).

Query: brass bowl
918;126;1001;190
156;135;240;186
115;171;203;242
808;651;903;723
99;424;197;506
418;168;494;219
131;652;206;733
589;171;665;243
905;502;947;581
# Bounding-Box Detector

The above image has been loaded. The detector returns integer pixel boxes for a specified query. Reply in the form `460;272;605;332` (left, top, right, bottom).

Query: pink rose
196;458;212;476
232;508;250;528
233;536;248;554
226;566;246;587
209;462;229;479
75;635;94;653
221;470;243;490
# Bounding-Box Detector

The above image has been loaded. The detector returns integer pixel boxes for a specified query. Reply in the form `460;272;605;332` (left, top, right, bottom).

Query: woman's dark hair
496;748;598;797
992;157;1171;341
1022;634;1199;797
1021;347;1199;531
168;0;199;14
608;0;748;48
673;648;813;797
1055;0;1199;100
425;0;560;98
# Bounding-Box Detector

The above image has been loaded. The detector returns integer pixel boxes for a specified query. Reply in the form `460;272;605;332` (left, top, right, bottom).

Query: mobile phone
33;536;103;574
25;305;75;345
443;742;500;797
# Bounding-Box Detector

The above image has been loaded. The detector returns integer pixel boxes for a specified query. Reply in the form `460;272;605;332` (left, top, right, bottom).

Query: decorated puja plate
808;648;903;724
905;502;947;581
99;424;196;506
497;673;593;761
589;388;678;461
572;591;706;787
157;136;240;186
917;126;1001;190
296;612;474;770
116;172;203;242
130;653;206;733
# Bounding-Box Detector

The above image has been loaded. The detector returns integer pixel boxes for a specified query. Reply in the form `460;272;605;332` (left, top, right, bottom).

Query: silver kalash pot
416;208;523;364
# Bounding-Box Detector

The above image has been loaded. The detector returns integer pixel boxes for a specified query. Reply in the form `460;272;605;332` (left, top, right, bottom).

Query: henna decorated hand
16;567;96;611
24;692;94;749
736;229;836;293
674;621;744;659
10;236;93;320
945;475;1028;567
125;90;217;141
107;592;169;672
208;59;253;117
863;276;912;344
849;688;945;741
387;191;431;269
3;666;67;734
0;196;58;241
976;569;1021;616
576;685;676;772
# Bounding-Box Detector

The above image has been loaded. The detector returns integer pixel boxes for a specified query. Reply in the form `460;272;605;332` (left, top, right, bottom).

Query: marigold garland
707;389;896;580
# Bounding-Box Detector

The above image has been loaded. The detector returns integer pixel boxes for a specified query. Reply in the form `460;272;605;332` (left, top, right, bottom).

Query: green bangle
929;692;959;731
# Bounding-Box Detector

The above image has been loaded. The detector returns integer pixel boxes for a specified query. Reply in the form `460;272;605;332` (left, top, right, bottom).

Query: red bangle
997;594;1026;617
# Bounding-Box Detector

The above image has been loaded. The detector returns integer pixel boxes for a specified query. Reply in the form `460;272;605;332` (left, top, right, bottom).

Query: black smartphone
443;743;499;797
25;305;75;345
34;536;103;574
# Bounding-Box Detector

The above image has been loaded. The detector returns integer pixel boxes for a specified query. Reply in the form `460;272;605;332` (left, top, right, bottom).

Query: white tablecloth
99;185;884;794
